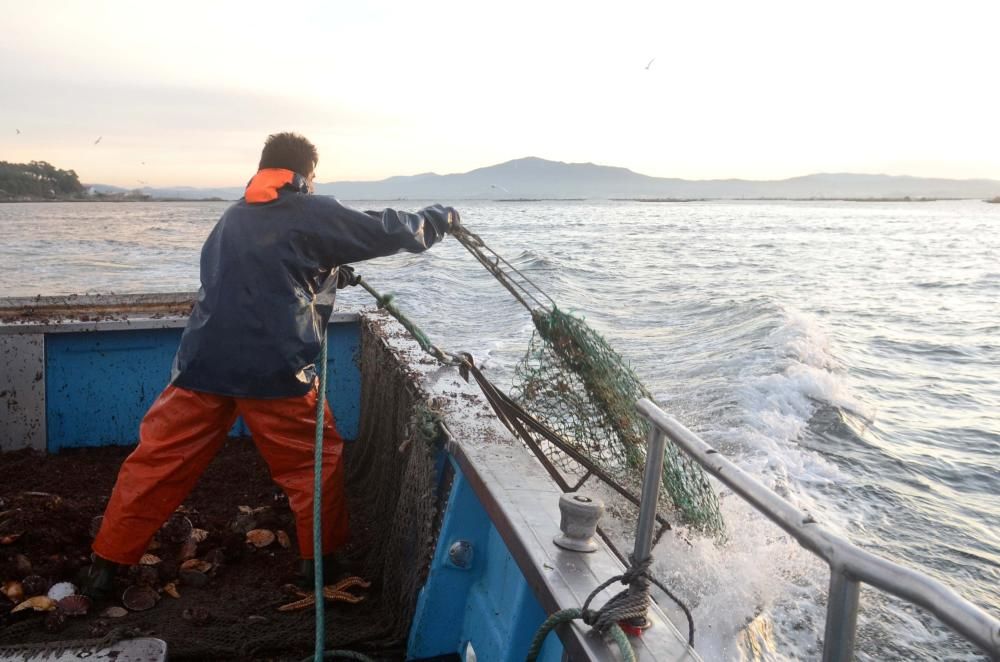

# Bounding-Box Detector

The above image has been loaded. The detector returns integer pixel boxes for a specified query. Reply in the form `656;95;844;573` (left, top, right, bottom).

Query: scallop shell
139;553;162;566
163;582;181;599
122;585;159;612
58;594;92;616
246;529;275;548
102;606;128;618
276;531;291;549
1;580;23;603
190;528;210;543
180;558;213;573
11;596;56;613
46;582;77;601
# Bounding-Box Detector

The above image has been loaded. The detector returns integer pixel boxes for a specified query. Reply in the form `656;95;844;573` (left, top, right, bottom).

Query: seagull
645;58;655;70
94;136;102;145
491;184;510;194
15;129;20;135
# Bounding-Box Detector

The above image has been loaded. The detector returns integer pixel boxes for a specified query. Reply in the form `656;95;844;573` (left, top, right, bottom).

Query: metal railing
636;398;1000;661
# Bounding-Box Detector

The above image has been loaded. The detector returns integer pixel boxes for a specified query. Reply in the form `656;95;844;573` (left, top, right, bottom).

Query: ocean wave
914;280;972;289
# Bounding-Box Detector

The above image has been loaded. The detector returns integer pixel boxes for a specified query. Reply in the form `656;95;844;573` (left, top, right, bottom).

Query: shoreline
0;197;227;204
1;196;993;204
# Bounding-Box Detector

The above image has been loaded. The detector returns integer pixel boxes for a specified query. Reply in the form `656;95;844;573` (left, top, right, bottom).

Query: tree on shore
0;161;85;199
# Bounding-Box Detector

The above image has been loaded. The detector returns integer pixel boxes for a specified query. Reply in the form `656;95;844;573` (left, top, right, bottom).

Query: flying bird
94;136;102;145
15;128;20;135
491;184;510;194
645;58;655;70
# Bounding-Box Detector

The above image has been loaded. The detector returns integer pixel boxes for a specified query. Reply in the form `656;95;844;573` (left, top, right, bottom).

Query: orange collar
245;168;305;203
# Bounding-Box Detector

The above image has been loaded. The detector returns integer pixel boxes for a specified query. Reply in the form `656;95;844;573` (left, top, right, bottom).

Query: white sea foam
644;305;875;659
727;307;870;486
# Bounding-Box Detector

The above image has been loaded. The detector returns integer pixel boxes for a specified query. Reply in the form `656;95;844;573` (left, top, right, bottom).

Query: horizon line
82;156;1000;189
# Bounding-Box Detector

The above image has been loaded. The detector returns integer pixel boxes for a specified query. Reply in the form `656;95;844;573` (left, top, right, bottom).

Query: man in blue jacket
85;132;458;596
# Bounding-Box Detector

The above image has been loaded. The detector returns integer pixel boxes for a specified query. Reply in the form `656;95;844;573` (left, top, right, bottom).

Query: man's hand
336;265;360;289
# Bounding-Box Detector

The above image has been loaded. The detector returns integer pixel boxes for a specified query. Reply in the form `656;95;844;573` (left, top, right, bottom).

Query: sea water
1;199;997;660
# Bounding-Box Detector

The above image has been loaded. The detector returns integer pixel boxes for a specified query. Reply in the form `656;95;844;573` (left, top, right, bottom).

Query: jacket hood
245;168;308;203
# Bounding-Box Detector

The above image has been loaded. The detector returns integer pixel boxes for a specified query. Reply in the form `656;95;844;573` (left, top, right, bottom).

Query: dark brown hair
258;132;318;176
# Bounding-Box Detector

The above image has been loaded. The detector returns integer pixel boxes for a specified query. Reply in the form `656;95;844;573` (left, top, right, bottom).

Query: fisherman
82;132;459;598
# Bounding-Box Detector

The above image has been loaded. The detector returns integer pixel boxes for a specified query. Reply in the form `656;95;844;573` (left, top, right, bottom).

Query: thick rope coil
526;610;635;662
525;557;653;661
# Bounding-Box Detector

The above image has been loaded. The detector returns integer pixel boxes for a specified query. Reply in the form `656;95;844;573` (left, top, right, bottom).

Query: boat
0;293;997;661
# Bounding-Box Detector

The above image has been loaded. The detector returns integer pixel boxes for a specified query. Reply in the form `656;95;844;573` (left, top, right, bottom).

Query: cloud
0;76;383;135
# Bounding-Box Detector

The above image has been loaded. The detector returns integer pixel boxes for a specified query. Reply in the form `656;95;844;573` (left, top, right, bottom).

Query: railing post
629;423;667;626
821;569;861;662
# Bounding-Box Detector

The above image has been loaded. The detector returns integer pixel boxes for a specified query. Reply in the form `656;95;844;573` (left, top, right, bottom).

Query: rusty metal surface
0;292;197;324
0;333;46;451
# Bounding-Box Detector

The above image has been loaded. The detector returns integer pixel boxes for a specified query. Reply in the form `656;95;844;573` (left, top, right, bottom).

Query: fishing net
511;307;725;534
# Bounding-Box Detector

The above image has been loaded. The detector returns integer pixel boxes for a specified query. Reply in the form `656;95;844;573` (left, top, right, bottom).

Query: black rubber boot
79;555;120;601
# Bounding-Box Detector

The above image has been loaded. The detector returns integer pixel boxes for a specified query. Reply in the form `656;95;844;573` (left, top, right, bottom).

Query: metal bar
636;398;1000;659
452;230;554;312
628;425;667;625
570;471;592;491
822;570;860;662
633;427;667;566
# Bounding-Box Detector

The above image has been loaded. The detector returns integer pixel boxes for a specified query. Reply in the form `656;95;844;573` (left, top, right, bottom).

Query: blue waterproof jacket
170;168;453;398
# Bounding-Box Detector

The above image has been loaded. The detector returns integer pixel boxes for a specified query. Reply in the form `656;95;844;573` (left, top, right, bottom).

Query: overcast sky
1;0;998;187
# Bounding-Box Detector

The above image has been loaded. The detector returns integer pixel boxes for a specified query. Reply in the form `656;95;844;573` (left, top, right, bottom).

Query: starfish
277;576;371;612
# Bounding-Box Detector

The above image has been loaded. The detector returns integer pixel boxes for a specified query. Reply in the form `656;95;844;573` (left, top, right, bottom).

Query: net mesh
511;307;725;533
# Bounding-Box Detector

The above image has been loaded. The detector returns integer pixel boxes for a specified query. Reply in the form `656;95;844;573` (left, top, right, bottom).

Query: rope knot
619;562;648;587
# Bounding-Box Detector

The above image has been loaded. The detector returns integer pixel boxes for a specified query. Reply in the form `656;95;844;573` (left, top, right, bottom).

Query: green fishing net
511;307;725;533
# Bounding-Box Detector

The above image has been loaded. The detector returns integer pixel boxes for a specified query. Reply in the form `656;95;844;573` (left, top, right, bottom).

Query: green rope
525;609;635;662
310;332;376;662
357;278;458;364
313;332;329;662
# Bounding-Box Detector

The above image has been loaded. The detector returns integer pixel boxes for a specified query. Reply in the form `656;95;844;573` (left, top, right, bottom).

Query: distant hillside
0;161;85;200
91;157;1000;201
88;183;237;201
316;158;1000;201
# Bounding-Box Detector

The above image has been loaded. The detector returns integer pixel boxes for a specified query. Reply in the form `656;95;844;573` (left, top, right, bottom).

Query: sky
1;0;998;187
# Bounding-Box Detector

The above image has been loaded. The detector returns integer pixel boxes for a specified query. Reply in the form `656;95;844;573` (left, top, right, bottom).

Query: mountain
88;158;1000;201
317;158;1000;200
